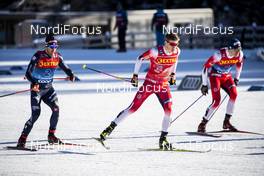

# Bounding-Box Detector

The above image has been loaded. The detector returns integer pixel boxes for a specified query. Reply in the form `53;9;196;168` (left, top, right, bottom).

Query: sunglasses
166;40;178;47
47;42;58;49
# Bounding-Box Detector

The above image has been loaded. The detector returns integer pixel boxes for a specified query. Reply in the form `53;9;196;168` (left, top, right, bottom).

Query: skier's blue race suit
21;50;74;135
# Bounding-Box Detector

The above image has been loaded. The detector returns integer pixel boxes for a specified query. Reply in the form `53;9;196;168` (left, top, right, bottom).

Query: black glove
201;85;208;95
131;74;138;87
169;73;176;85
68;75;76;82
234;78;239;86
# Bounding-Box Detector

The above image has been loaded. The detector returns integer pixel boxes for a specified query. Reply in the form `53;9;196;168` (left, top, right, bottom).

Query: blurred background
0;0;263;49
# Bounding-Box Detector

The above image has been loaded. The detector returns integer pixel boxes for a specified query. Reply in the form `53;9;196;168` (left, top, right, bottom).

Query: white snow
0;87;264;176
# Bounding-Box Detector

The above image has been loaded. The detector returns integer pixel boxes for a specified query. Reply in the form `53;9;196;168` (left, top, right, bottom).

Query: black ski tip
138;148;211;153
5;146;38;151
209;130;264;136
186;132;222;138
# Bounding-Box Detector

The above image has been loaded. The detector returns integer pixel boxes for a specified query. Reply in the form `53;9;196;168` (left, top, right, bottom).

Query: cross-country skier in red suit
198;38;244;133
99;33;180;149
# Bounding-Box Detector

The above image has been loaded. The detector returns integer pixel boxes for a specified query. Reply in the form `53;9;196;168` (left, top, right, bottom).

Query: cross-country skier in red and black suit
198;38;244;133
99;33;180;150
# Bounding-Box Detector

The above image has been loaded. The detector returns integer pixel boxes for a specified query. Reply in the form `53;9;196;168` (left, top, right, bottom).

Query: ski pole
170;94;204;125
53;77;70;80
23;77;69;81
1;77;75;98
0;89;31;98
207;94;228;122
82;64;132;83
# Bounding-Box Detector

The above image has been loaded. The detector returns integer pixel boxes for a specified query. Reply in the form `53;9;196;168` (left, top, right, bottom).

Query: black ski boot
100;122;117;141
17;134;27;148
223;114;238;131
159;131;172;150
48;131;63;144
198;118;208;133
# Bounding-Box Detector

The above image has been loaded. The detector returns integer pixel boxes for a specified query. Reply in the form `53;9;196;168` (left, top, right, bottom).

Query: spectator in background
114;4;128;52
151;6;169;46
